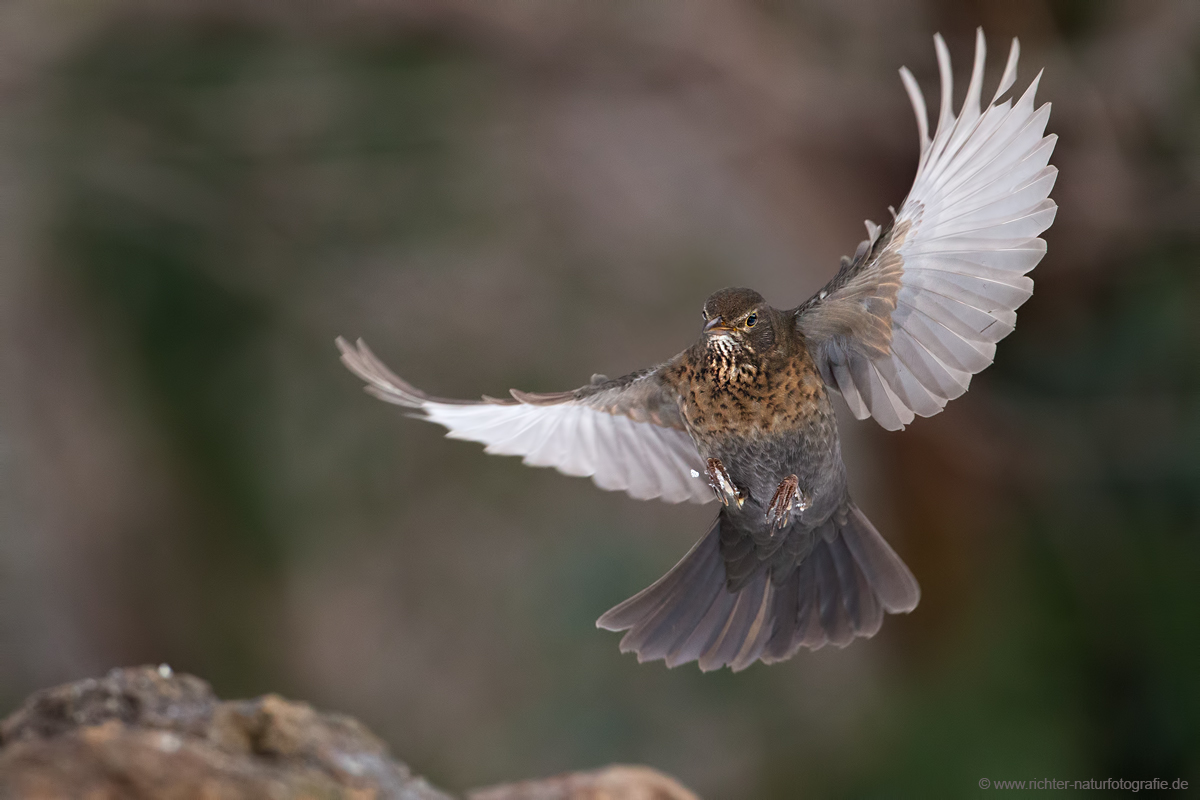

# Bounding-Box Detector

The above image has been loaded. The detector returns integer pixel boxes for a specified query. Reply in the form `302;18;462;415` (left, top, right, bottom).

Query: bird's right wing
337;338;713;504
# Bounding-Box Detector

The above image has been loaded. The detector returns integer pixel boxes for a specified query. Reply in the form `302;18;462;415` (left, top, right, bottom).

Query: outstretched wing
337;338;712;504
795;29;1057;431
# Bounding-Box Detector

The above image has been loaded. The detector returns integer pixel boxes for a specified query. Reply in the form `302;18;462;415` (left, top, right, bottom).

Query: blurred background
1;0;1197;796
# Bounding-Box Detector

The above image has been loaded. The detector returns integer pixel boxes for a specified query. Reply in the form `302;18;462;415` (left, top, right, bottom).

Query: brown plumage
585;286;919;670
338;30;1057;670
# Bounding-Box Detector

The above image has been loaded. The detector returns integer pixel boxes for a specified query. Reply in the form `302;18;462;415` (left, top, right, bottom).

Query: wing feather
338;337;712;504
796;29;1055;429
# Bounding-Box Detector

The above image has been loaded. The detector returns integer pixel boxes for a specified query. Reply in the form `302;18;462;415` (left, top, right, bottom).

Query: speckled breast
679;348;844;511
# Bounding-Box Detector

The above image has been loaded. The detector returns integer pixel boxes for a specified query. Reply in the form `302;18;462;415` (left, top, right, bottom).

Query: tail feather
839;505;921;613
598;504;920;671
762;569;801;661
829;534;884;635
616;536;725;661
667;581;736;667
596;522;719;633
793;566;827;650
728;577;775;672
701;572;769;672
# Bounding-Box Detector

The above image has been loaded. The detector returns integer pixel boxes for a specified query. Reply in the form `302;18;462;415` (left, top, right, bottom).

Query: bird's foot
765;474;810;534
705;458;746;509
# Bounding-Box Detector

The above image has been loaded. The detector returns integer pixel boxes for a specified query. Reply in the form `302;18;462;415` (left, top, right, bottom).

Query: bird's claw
766;474;809;534
706;458;746;509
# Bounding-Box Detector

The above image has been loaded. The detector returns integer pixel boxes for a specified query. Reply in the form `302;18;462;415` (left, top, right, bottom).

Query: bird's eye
745;313;758;328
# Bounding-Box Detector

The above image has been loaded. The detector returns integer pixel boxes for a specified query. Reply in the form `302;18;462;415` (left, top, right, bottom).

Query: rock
0;666;701;800
468;765;700;800
0;665;454;800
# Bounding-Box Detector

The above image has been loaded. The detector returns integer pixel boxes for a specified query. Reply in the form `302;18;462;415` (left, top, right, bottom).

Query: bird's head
700;287;775;357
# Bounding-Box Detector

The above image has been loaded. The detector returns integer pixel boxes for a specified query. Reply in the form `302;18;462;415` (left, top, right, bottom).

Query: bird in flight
339;29;1056;672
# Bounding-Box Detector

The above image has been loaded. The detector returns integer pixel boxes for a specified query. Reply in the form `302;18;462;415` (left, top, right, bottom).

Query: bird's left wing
795;29;1057;431
337;338;713;504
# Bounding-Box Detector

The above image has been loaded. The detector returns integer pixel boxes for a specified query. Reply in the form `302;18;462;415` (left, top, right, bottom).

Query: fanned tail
597;505;919;671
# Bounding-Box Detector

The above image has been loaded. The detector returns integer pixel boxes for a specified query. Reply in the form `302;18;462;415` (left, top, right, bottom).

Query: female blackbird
339;29;1056;671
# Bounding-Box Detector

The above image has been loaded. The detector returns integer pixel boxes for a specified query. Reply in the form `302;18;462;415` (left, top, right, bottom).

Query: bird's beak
704;316;731;333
